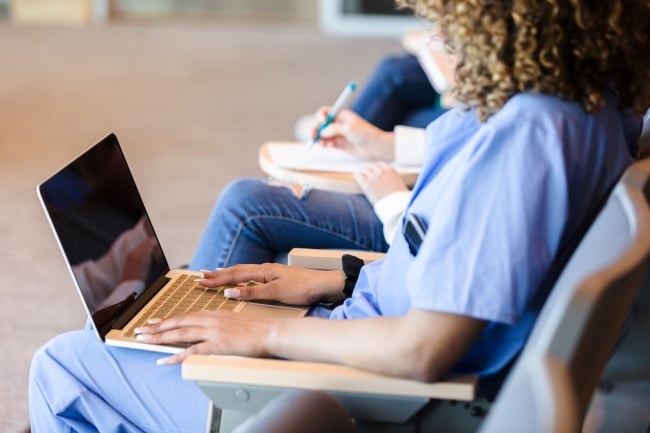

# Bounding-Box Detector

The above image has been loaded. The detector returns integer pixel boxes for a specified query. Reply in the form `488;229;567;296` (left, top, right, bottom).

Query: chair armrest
288;248;386;271
182;354;477;401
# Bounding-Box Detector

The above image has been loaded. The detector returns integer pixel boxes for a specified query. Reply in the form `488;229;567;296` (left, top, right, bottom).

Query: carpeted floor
0;19;648;433
0;20;400;432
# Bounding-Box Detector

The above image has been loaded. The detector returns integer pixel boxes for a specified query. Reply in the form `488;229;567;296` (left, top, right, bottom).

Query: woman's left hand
354;161;409;204
199;263;345;306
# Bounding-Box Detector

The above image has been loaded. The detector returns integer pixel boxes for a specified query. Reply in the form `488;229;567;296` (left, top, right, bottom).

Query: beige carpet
0;20;399;432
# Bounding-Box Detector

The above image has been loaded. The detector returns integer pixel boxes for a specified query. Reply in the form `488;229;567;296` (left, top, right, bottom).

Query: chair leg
205;403;251;433
206;403;221;433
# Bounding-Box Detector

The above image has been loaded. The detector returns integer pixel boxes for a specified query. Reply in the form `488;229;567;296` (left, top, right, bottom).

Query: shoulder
477;93;617;159
489;93;586;131
491;92;635;139
429;93;585;147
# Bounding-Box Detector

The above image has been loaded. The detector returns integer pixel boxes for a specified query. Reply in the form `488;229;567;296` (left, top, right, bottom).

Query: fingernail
147;318;162;324
136;334;149;341
156;357;172;365
224;288;241;299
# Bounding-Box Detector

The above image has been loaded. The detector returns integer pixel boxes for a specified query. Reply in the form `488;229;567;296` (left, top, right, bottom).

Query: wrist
341;254;364;299
263;316;282;358
379;131;396;160
316;270;346;303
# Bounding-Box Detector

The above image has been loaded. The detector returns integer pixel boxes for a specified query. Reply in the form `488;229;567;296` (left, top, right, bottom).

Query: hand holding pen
310;106;395;161
309;81;357;147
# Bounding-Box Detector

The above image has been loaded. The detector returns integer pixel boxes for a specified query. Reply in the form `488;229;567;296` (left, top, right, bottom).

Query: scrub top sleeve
405;119;569;324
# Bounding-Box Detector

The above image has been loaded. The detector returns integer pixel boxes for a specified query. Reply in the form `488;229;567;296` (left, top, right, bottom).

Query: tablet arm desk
182;355;479;433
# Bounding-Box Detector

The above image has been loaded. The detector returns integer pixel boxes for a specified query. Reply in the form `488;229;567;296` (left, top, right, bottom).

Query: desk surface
183;354;477;401
259;142;419;194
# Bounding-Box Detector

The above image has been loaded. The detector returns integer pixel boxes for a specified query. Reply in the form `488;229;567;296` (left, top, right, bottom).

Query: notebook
266;141;421;174
37;133;308;354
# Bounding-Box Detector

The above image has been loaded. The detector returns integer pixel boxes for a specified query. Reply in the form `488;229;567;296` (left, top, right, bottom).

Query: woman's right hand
197;263;345;306
313;107;395;161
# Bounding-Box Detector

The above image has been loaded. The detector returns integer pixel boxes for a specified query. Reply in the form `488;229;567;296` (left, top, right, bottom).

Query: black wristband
341;254;365;299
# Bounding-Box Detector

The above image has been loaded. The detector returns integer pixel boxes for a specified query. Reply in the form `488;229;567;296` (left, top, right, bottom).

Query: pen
309;81;357;147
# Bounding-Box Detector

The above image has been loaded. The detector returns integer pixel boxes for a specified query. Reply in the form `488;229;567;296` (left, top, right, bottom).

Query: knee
219;178;268;202
29;335;67;405
28;344;53;427
207;178;263;221
374;54;418;82
215;178;290;218
30;337;60;380
234;390;356;433
30;334;68;384
29;331;87;389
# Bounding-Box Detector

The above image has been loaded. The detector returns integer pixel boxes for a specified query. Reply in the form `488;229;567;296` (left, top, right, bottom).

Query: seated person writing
191;33;458;270
28;0;649;431
190;109;426;270
293;25;456;139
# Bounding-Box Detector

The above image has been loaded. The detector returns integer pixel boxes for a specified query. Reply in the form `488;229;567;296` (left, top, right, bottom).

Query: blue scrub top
321;92;639;377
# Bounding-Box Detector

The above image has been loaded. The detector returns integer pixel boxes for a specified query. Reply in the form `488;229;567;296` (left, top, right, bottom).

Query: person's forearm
263;309;484;382
265;316;414;377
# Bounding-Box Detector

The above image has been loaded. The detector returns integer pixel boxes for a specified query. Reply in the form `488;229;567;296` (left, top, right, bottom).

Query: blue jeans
351;54;446;130
189;178;388;270
190;55;440;270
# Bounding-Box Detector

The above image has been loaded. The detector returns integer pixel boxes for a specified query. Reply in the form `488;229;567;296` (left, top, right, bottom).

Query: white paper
267;142;421;174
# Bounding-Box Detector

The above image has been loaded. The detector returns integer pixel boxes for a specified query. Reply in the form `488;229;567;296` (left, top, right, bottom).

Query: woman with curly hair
28;1;649;431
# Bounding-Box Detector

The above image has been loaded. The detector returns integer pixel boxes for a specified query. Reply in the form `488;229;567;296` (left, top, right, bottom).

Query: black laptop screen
38;133;169;335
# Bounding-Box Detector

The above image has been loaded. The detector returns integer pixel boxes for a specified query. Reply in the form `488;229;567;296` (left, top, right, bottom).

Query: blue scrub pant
29;329;209;433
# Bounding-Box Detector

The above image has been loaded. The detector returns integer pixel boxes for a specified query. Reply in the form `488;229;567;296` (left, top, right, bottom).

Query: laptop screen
38;133;169;336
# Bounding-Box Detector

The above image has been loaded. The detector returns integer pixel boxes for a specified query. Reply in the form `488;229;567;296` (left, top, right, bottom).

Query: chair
286;247;385;270
182;158;650;433
477;156;650;432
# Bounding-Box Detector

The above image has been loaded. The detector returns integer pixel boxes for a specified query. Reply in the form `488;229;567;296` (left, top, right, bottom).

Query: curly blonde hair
398;0;650;121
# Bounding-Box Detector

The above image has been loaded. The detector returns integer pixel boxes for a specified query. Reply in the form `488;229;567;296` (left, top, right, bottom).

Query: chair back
479;158;650;433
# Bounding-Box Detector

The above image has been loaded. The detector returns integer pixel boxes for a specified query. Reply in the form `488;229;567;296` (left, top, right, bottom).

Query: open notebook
266;142;421;174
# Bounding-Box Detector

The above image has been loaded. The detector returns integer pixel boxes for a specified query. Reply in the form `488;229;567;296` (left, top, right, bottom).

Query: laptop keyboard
124;273;240;337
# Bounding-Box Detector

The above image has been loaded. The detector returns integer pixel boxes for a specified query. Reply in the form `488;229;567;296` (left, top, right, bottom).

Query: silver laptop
37;133;308;353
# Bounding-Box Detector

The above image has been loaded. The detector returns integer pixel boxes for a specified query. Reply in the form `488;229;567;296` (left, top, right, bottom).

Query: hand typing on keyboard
133;263;345;365
198;264;345;306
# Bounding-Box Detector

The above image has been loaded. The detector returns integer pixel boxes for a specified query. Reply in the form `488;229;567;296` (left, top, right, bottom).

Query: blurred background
1;0;418;33
0;2;647;433
0;2;416;432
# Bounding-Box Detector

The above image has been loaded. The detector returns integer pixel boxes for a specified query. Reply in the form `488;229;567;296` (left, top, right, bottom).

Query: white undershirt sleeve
373;191;411;245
